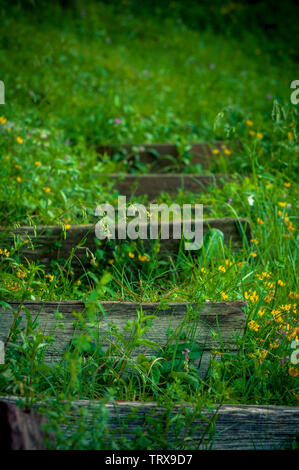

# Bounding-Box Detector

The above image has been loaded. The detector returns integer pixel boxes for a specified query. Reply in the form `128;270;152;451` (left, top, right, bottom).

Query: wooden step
1;398;298;450
98;142;226;170
100;173;231;199
0;300;246;374
0;218;251;268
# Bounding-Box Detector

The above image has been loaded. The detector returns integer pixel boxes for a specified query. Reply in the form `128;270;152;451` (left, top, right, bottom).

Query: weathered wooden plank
0;218;251;268
64;402;299;450
71;402;299;450
0;301;246;371
2;398;298;450
98;142;225;170
100;173;231;199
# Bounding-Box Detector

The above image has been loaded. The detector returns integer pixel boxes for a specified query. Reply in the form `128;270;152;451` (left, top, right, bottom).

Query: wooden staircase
1;142;297;450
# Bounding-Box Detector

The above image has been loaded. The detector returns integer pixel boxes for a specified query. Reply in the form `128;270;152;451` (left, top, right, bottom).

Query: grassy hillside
0;0;298;449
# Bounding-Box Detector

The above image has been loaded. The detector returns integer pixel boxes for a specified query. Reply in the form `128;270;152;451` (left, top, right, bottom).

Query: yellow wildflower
129;252;135;259
278;202;287;207
280;304;291;312
16;270;26;279
257;349;268;359
246;120;254;126
249;130;255;136
35;161;41;166
0;248;10;257
287;328;298;341
248;320;260;332
223;148;231;155
258;308;265;318
212;149;220;155
16;176;22;183
220;291;228;300
256;132;263;139
256;271;271;280
250;252;257;258
257;217;264;225
138;254;150;262
43;187;51;193
218;265;226;273
286;222;295;232
288;367;298;377
284;182;291;188
245;290;259;303
0;116;7;124
212;350;223;356
264;281;274;289
16;136;23;144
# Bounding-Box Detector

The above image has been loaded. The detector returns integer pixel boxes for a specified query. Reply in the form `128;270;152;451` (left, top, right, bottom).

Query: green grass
0;0;298;449
1;2;297;145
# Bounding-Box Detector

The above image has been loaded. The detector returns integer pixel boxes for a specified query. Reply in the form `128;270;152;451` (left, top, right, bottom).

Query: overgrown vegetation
0;0;298;449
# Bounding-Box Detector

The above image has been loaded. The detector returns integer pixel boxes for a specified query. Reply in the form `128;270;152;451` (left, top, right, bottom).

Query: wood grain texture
2;398;298;450
99;173;232;199
0;301;246;372
0;218;251;268
98;142;224;170
71;401;299;450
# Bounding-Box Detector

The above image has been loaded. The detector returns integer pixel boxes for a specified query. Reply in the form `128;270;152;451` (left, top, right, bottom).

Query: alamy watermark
0;81;4;105
290;80;299;105
95;197;203;250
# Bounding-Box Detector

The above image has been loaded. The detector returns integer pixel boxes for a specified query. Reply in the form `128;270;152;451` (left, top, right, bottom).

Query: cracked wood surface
0;301;246;372
1;398;298;450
